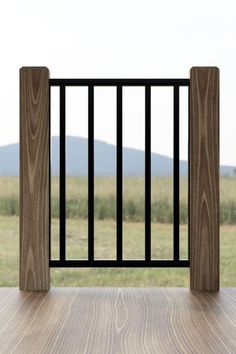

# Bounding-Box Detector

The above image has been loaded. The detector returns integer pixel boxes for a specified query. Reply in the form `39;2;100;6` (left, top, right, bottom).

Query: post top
20;66;49;71
190;66;219;72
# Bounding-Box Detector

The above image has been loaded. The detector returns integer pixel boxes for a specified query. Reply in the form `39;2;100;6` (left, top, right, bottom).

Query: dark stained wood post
20;67;50;291
190;67;219;291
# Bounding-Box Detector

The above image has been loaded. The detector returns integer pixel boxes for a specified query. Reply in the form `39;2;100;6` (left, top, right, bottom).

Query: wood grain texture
20;67;50;291
0;288;235;353
190;67;219;291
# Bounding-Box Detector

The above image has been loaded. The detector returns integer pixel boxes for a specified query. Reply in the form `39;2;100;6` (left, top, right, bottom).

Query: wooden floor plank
0;288;235;353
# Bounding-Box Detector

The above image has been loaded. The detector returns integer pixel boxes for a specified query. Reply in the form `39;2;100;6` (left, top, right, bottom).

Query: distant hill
0;136;235;177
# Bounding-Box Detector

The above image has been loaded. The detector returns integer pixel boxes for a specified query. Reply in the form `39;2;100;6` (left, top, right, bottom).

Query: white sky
0;0;236;165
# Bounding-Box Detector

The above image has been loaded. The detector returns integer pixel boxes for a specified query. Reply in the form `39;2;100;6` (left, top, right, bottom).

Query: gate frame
19;66;219;291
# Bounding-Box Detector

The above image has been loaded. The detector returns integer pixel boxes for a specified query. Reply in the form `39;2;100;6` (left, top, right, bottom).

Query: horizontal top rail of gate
49;77;190;269
49;78;190;86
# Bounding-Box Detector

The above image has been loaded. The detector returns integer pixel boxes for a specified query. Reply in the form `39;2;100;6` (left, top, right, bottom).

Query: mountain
0;136;235;176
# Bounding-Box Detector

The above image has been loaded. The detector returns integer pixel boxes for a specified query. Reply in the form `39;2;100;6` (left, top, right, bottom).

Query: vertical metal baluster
173;85;180;261
88;85;94;261
145;85;151;261
117;85;123;261
60;85;66;261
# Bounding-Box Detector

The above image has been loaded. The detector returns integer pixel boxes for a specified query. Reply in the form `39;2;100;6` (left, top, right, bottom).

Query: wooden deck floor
0;288;235;353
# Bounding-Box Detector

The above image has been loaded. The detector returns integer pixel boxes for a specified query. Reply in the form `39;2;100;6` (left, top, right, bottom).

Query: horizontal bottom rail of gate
49;260;189;268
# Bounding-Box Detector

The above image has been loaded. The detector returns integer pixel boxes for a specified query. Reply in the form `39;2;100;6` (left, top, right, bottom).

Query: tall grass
0;176;236;223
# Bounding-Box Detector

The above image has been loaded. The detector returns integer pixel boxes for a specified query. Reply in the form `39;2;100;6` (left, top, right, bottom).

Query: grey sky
0;0;235;164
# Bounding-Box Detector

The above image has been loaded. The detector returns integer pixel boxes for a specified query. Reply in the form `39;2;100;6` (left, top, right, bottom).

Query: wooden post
190;67;219;291
20;67;50;291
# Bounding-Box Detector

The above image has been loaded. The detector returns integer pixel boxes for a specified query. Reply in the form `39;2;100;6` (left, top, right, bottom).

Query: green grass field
0;216;235;287
1;175;236;223
0;176;235;287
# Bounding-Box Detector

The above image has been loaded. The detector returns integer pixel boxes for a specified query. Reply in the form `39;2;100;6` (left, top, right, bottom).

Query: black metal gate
49;78;189;268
